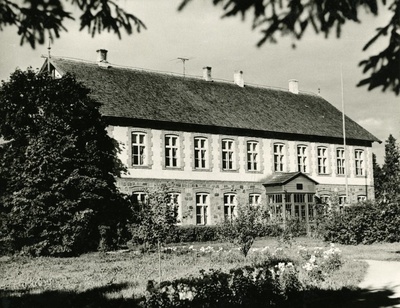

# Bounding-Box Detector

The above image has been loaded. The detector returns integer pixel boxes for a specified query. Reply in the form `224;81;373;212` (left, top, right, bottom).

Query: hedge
165;223;283;244
317;202;400;245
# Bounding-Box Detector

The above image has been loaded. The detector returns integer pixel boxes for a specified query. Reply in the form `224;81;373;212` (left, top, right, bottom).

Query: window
317;147;328;174
320;195;330;204
165;135;179;168
131;132;146;166
268;194;283;204
168;193;182;224
247;141;259;171
196;193;209;225
355;150;364;176
320;195;331;204
224;193;237;221
296;183;303;190
222;139;235;170
357;195;367;203
194;137;208;169
336;148;345;175
273;143;285;172
339;195;347;205
132;192;146;205
297;145;308;173
249;193;261;206
294;193;305;203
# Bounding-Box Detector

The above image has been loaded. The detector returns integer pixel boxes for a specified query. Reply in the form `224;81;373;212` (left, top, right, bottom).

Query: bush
165;225;220;243
316;201;400;245
145;258;302;307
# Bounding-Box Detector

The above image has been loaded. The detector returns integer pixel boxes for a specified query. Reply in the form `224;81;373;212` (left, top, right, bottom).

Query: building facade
41;50;380;225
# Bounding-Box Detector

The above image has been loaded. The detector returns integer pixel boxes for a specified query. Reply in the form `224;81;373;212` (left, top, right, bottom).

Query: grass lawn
2;236;391;302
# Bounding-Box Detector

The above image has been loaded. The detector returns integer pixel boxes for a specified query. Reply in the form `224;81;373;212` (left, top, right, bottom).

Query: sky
0;0;398;164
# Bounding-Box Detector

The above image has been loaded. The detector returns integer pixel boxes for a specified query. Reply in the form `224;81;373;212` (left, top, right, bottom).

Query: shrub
165;225;220;243
129;185;178;251
145;258;302;307
217;204;265;257
316;201;400;244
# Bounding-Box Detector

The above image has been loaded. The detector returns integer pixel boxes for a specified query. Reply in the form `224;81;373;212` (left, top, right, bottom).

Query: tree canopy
0;0;145;48
0;69;129;256
0;0;398;95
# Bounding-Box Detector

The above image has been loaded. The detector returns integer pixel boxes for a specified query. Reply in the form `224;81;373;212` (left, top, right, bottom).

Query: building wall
108;124;375;224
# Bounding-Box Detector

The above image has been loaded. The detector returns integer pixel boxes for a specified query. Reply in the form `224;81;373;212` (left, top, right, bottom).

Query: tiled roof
262;172;319;186
45;57;380;143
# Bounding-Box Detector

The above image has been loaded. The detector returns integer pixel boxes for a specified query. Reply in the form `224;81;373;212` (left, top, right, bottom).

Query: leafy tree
179;0;400;95
129;184;178;251
0;68;129;256
0;0;145;48
381;134;400;203
372;153;384;201
218;203;264;257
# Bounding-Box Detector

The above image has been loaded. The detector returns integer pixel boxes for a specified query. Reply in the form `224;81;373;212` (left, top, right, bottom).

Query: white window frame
224;193;237;221
247;141;259;171
168;192;182;224
249;193;261;206
222;139;235;170
357;195;367;202
132;192;147;205
297;145;308;173
336;148;345;175
196;193;209;225
320;195;331;204
165;134;179;168
355;149;364;176
194;137;208;169
131;132;147;166
317;147;328;174
339;195;347;205
273;143;285;172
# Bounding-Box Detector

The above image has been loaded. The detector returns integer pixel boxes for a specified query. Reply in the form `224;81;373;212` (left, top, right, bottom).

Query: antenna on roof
177;57;189;77
47;35;51;73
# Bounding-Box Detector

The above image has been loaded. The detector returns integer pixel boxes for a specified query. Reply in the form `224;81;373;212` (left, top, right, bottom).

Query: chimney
96;49;110;68
96;49;108;62
203;66;212;81
234;70;244;87
289;79;299;94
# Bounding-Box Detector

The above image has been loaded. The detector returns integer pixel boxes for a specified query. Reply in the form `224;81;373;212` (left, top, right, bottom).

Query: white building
41;49;380;225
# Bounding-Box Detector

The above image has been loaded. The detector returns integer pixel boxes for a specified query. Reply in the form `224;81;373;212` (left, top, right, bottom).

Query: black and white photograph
0;1;399;307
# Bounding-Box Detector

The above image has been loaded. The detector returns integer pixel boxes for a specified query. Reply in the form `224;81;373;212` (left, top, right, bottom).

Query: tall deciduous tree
0;69;129;256
381;134;400;203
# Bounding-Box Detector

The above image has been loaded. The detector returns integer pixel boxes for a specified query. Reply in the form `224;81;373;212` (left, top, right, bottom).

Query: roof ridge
44;55;319;96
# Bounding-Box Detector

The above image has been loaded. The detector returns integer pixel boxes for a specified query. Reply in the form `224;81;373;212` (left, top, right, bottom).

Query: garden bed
0;238;399;307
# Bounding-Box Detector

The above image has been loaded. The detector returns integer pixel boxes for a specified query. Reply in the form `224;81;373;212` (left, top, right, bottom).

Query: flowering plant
298;243;343;284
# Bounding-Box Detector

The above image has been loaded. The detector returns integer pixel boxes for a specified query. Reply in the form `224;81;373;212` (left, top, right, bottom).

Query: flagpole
341;64;349;204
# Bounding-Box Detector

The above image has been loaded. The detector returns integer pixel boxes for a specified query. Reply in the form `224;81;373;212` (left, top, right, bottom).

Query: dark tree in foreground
0;0;145;48
0;69;129;256
179;0;400;95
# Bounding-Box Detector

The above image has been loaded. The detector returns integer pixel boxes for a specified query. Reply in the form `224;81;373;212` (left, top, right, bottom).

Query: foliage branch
0;0;146;48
